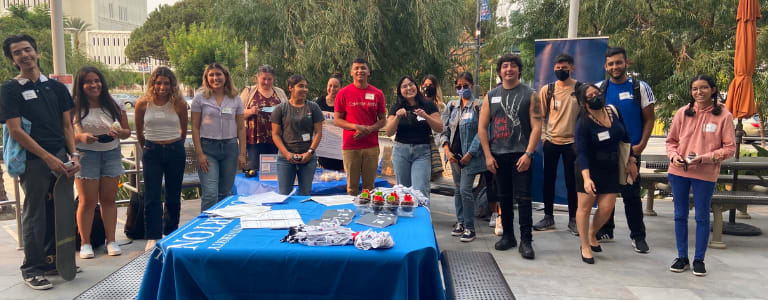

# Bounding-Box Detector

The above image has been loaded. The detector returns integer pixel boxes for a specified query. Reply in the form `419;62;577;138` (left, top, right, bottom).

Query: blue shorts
75;147;124;179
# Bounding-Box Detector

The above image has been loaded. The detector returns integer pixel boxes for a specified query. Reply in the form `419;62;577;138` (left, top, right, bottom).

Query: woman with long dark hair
271;75;324;195
135;66;188;251
191;63;246;211
574;83;637;264
440;72;485;242
666;74;735;276
72;66;131;258
384;75;443;202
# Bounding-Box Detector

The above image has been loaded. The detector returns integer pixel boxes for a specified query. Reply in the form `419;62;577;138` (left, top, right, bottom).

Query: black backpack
123;192;144;240
545;81;583;119
74;196;106;249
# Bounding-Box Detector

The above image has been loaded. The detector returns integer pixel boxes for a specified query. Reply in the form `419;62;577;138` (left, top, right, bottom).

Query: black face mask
423;86;437;97
586;94;605;110
554;69;570;81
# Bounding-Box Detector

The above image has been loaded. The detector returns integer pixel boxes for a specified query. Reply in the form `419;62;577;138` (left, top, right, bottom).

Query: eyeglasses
455;84;470;90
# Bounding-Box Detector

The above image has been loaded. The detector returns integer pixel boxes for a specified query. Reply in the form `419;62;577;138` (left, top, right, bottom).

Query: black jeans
599;157;646;240
494;152;533;241
19;150;65;278
143;140;186;239
482;171;498;204
542;141;577;218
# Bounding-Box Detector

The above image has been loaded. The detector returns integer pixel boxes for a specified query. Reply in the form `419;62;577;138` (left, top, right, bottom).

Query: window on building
109;3;114;19
93;38;96;46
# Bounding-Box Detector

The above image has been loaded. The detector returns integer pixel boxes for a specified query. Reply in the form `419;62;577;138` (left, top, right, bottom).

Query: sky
147;0;181;14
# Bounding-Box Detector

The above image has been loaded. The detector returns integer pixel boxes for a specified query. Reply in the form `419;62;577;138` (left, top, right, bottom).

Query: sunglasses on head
455;84;470;90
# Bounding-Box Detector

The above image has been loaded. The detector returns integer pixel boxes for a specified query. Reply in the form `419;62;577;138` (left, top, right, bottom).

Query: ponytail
684;99;695;117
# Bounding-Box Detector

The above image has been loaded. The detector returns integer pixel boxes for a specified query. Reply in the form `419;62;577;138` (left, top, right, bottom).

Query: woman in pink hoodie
666;74;736;276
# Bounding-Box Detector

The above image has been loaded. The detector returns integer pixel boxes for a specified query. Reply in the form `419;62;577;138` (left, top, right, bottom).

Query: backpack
74;196;106;249
123;192;145;240
546;81;583;119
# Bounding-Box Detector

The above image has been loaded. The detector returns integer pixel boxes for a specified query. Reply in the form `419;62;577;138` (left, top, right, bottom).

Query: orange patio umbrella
726;0;761;119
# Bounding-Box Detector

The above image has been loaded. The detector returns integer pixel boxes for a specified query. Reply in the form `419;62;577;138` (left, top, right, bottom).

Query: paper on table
309;195;354;206
204;204;271;219
241;209;304;229
238;191;290;205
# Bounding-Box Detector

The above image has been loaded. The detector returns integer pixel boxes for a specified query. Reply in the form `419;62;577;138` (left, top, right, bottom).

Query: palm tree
64;17;90;51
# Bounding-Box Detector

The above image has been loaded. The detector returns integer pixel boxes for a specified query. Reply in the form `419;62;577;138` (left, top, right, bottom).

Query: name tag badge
365;93;375;100
704;123;717;133
619;91;633;100
152;111;165;119
21;90;37;101
461;112;472;120
597;130;610;141
491;96;501;104
222;107;233;114
301;133;311;141
416;116;426;121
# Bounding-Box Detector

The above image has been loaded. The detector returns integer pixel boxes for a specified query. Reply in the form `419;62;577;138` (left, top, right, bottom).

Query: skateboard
53;174;76;281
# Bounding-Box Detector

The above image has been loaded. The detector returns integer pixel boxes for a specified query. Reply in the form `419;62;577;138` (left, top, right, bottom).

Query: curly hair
145;66;183;105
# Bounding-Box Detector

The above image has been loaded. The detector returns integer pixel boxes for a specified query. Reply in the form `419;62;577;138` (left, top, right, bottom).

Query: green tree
219;0;464;100
165;23;241;88
125;0;215;63
63;16;90;51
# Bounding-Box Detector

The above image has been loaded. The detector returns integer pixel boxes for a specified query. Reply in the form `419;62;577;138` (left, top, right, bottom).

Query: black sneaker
595;230;614;242
24;275;53;290
692;260;707;276
632;239;650;253
533;215;555;231
567;218;579;236
669;257;690;273
451;223;465;236
494;235;517;250
519;240;535;259
459;229;476;242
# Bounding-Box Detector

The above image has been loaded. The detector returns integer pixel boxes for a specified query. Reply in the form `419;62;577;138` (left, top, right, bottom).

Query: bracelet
70;152;80;157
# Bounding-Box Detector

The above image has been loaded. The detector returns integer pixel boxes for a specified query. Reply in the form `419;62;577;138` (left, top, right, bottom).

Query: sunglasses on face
455;84;470;90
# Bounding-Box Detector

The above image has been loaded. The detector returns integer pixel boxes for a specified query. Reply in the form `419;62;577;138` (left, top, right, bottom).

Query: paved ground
0;137;766;299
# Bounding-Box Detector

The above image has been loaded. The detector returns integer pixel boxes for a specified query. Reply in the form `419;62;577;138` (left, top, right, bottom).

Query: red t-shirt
334;83;386;149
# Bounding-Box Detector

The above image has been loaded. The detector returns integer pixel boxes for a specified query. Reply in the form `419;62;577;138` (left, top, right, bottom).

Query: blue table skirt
233;169;392;196
138;195;445;300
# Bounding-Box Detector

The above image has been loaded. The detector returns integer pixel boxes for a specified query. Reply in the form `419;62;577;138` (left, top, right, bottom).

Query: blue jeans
392;142;431;201
668;173;715;261
247;143;277;171
451;162;477;230
199;138;239;211
276;154;317;195
142;140;186;239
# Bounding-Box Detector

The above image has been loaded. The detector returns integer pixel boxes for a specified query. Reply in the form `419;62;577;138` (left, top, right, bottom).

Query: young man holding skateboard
0;34;79;290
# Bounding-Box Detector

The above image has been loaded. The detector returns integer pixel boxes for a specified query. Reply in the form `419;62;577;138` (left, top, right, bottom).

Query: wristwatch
525;151;533;158
70;152;80;157
308;149;315;155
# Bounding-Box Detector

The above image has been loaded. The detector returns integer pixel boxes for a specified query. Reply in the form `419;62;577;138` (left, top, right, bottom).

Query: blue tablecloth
137;195;445;300
232;169;392;196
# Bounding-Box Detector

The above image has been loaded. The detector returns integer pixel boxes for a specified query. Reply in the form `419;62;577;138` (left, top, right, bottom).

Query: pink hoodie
666;103;736;182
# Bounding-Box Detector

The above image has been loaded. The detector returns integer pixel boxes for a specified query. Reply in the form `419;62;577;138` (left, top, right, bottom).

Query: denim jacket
440;98;486;175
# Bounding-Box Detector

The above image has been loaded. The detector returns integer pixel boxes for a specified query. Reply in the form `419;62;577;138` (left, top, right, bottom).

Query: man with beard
595;47;654;254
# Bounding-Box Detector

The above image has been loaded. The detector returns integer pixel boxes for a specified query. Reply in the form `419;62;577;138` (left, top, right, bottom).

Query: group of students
0;33;736;290
438;48;735;278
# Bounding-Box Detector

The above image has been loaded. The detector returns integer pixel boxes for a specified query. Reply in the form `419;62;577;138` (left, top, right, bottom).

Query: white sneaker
494;215;503;236
145;239;157;251
489;212;498;228
79;244;94;259
106;241;122;256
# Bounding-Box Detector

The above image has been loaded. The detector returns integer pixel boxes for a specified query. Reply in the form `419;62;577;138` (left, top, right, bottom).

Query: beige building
2;0;150;70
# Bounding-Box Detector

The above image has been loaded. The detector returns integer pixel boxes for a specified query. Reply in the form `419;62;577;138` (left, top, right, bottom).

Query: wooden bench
441;250;515;300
